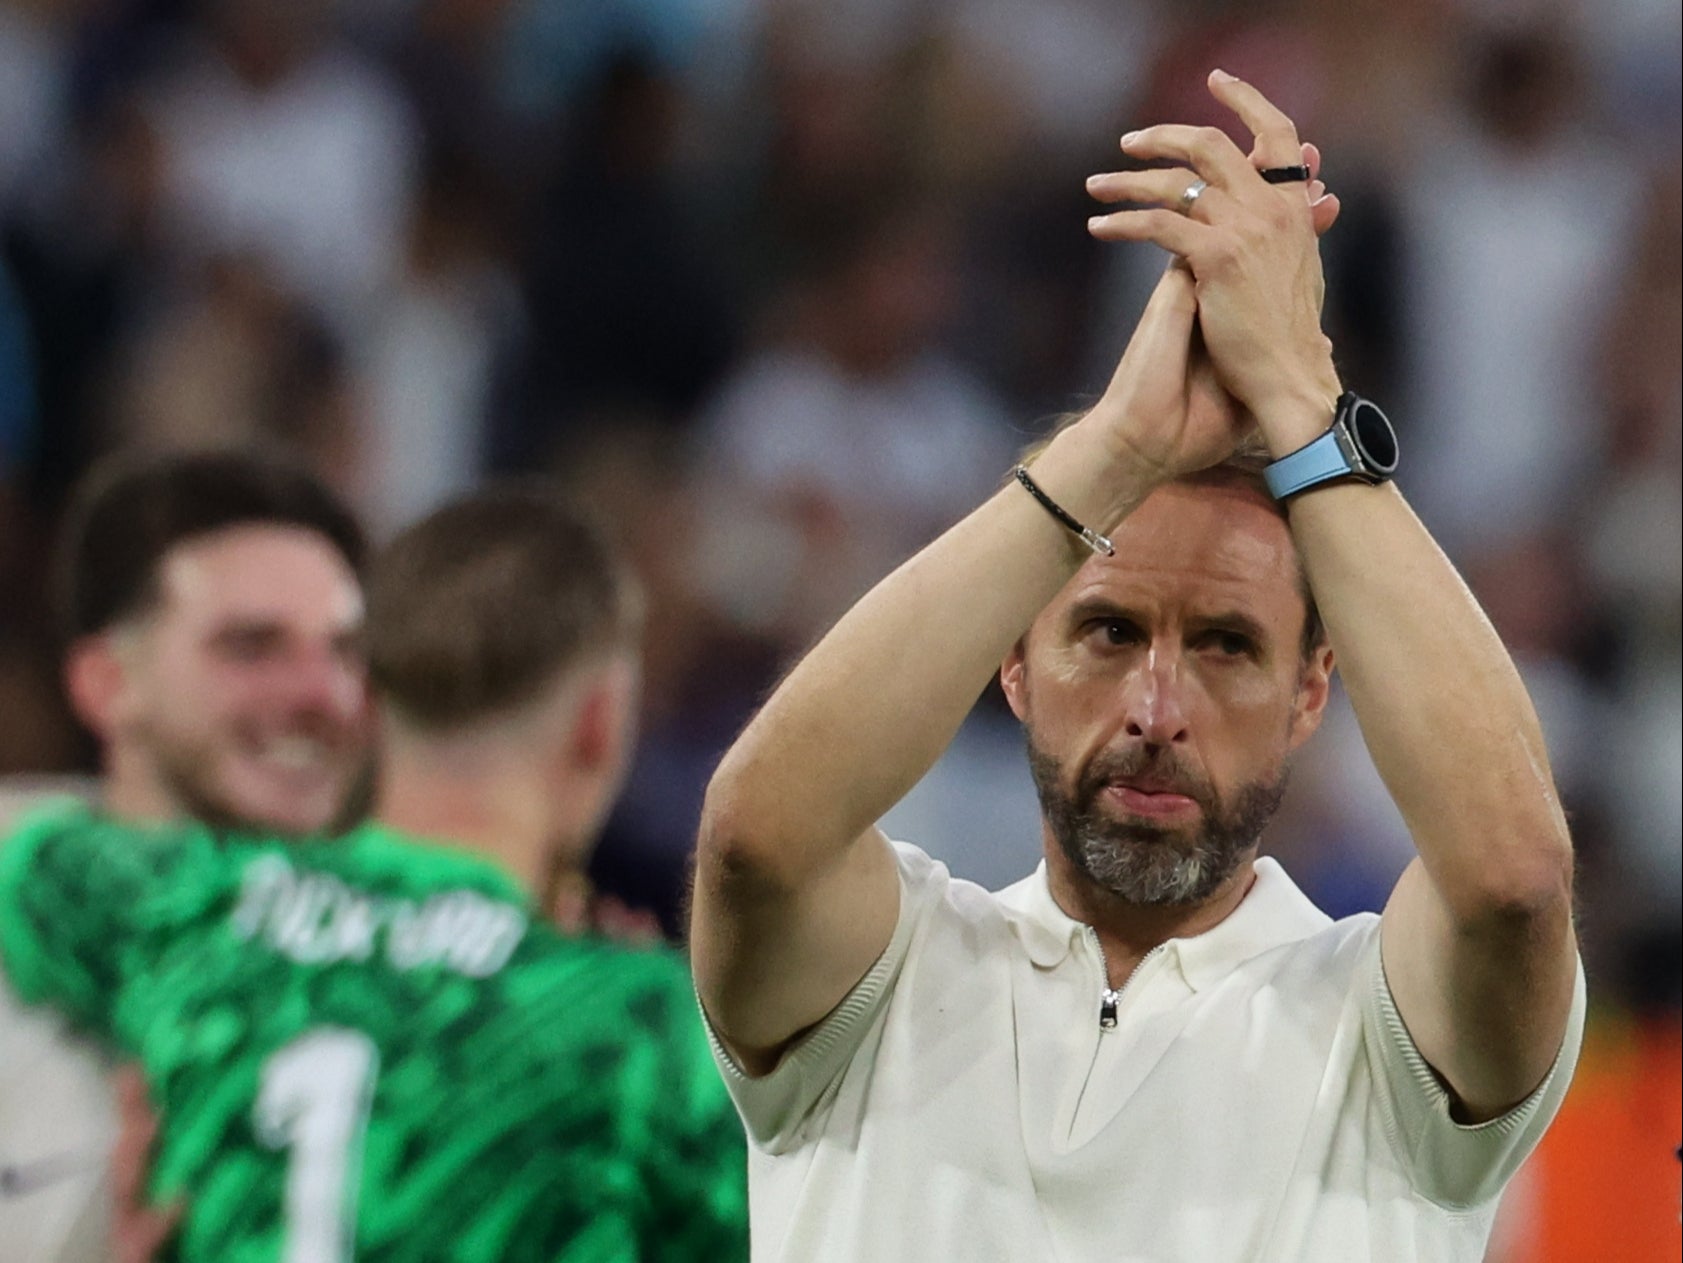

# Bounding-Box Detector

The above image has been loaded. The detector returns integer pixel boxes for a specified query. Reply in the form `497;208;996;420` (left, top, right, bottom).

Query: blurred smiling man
0;448;368;1263
56;449;370;834
1;481;748;1263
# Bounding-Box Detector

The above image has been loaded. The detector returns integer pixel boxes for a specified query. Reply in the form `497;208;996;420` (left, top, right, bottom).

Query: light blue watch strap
1263;429;1350;500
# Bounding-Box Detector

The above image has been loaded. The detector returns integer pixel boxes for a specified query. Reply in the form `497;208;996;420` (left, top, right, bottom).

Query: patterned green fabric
0;800;747;1263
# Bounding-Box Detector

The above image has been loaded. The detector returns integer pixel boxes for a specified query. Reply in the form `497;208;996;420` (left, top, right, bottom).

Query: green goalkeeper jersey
0;799;747;1263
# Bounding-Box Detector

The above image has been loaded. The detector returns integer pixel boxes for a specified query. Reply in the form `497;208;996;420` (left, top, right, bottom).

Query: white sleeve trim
1366;941;1587;1209
700;848;929;1154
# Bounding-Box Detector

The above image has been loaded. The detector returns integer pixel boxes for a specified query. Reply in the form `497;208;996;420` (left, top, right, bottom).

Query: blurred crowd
0;0;1677;1034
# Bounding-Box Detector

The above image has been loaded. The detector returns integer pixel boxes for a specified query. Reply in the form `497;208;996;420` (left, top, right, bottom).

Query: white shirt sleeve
701;842;944;1153
0;974;119;1263
1362;932;1587;1208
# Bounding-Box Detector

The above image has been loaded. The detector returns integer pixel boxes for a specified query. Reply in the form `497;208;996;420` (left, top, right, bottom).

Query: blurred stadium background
0;0;1676;1257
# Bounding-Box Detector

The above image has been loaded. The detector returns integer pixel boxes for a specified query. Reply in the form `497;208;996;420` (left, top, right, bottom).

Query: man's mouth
1100;781;1200;819
250;735;339;778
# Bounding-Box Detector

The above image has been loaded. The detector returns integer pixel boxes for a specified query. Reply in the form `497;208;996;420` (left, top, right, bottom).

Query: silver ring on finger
1178;178;1209;216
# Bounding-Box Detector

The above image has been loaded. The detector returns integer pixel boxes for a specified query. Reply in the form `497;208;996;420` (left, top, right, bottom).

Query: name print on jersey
231;853;527;977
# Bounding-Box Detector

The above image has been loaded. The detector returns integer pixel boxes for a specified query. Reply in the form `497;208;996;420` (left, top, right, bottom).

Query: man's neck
1043;844;1258;990
100;752;179;826
375;757;589;900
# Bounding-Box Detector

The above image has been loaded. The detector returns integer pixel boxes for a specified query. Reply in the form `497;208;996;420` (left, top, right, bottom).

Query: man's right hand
1082;260;1250;489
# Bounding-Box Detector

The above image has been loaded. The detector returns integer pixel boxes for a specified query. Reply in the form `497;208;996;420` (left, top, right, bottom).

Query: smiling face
91;524;370;835
1001;476;1332;908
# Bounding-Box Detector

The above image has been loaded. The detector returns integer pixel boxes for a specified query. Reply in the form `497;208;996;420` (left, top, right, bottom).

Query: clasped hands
1081;70;1346;491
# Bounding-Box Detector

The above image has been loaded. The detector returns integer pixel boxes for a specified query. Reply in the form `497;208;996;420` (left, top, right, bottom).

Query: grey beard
1026;734;1286;908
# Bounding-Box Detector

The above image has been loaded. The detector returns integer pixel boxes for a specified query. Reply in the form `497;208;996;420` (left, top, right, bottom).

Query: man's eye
1205;631;1254;657
1097;619;1141;646
217;630;281;661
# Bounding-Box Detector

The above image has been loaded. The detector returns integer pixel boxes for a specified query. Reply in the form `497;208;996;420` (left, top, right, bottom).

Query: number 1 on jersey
254;1028;379;1263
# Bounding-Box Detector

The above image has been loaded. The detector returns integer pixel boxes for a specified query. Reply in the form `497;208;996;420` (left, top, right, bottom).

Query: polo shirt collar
995;864;1081;967
995;856;1332;990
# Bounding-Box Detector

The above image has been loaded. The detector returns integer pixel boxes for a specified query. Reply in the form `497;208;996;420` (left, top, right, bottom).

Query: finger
118;1202;184;1263
1244;138;1317;180
111;1068;158;1206
1206;68;1301;166
618;908;664;944
1126;261;1197;354
1089;206;1209;258
1151;255;1198;306
1262;142;1330;234
1310;191;1342;235
1301;141;1322;182
1086;169;1236;222
548;869;593;933
550;888;589;934
109;1067;182;1263
1119;124;1253;190
592;897;632;938
1104;260;1198;388
114;1063;148;1114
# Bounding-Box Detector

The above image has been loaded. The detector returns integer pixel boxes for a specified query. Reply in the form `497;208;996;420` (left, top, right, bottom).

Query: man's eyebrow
1190;609;1269;644
206;617;364;648
208;617;287;641
1064;597;1144;627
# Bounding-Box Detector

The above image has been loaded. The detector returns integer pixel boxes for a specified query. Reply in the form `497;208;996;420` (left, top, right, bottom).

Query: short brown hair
54;448;366;642
1018;420;1326;660
366;483;641;730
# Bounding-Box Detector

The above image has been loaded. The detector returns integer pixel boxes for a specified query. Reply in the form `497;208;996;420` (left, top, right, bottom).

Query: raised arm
691;262;1251;1072
1088;70;1577;1121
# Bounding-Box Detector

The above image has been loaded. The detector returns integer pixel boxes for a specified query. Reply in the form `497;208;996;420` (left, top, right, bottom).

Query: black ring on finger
1260;165;1312;184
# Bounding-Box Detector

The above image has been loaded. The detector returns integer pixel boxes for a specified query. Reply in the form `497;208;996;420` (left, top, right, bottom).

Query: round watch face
1346;397;1399;475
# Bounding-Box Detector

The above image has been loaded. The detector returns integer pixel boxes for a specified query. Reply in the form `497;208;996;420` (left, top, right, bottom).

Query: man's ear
64;635;132;741
1288;643;1335;752
1000;636;1030;722
570;656;640;781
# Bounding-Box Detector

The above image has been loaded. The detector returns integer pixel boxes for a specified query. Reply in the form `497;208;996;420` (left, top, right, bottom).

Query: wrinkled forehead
151;523;364;636
1035;479;1304;634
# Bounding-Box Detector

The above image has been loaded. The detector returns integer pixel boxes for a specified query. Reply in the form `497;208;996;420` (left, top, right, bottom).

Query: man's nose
1121;650;1189;747
286;647;366;722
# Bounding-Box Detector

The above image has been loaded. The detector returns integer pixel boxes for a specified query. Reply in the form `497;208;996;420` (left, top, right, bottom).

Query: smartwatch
1263;392;1399;500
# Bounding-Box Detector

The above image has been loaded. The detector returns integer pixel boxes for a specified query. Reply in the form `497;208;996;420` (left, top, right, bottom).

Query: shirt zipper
1085;926;1167;1032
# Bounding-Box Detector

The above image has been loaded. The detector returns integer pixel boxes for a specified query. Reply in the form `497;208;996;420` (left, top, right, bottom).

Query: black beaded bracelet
1012;466;1114;556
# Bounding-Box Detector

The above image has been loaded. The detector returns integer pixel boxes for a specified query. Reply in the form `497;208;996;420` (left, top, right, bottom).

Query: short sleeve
700;841;945;1152
1363;933;1587;1209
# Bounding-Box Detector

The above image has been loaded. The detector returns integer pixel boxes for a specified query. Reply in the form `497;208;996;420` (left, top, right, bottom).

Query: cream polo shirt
1;784;116;1263
708;842;1586;1263
0;973;117;1263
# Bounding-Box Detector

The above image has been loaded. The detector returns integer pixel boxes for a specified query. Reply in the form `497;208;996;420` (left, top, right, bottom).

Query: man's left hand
1084;70;1344;451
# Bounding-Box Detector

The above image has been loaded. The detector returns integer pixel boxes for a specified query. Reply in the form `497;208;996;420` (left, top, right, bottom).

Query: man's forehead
155;523;364;629
1057;480;1299;615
